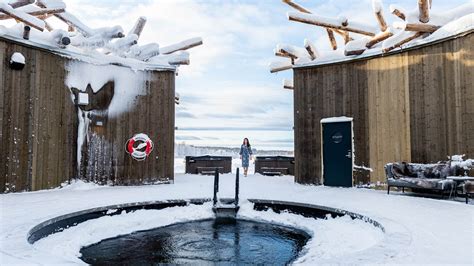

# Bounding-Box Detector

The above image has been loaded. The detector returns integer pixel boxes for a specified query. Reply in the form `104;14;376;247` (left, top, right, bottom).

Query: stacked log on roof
0;0;203;66
271;0;473;74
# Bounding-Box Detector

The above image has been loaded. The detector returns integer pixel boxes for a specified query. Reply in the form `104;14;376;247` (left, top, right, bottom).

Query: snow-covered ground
1;173;473;265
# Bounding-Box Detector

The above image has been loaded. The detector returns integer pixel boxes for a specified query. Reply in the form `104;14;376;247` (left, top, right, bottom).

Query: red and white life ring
125;133;154;161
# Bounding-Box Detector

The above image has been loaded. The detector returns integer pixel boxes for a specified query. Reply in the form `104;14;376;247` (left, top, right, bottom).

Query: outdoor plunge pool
27;199;385;264
80;218;310;264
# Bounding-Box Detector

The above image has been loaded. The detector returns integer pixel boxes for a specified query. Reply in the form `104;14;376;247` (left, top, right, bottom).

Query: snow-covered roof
271;0;473;72
0;0;203;71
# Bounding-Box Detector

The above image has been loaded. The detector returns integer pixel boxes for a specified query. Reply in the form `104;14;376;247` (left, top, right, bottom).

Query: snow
159;37;203;54
320;116;353;123
127;43;160;61
0;2;45;30
104;34;138;56
389;4;407;17
289;2;473;69
269;60;292;71
36;0;67;10
0;173;472;265
16;2;66;14
345;36;370;52
371;0;383;13
0;1;201;70
10;51;25;64
65;61;149;117
149;50;190;65
276;43;309;59
422;14;474;43
354;165;374;172
33;205;215;263
392;21;407;30
381;30;421;51
428;3;474;25
283;78;293;88
287;11;347;27
346;19;379;34
128;16;147;35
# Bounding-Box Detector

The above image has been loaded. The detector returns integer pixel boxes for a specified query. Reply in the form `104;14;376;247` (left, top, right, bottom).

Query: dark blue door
322;120;353;187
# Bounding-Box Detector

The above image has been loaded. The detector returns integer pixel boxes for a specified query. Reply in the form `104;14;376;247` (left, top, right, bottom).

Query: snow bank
423;14;474;43
32;200;383;264
238;201;384;263
33;204;215;263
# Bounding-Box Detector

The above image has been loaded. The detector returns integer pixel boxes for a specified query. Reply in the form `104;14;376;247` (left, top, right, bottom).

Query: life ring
125;133;154;161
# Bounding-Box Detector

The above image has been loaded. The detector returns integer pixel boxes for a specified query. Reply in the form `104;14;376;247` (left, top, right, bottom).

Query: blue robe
240;144;252;168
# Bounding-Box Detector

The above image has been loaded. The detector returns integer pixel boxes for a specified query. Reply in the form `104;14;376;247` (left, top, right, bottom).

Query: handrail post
213;168;219;206
235;167;239;207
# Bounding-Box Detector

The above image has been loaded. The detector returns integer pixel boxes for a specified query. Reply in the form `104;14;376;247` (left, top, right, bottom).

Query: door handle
345;151;351;158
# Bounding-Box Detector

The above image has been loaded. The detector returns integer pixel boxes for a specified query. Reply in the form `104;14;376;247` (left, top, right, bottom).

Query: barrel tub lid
186;155;233;160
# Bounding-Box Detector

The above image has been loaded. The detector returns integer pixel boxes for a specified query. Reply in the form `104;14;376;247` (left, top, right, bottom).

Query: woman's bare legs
243;167;248;176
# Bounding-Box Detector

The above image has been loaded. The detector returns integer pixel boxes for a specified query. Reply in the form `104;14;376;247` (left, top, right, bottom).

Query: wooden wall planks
0;39;76;192
1;36;175;192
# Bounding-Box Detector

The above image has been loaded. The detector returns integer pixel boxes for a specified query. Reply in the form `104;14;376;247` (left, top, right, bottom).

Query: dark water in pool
80;219;310;265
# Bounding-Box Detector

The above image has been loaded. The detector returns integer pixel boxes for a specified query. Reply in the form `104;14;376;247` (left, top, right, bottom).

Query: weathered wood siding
0;36;175;192
0;38;76;192
294;32;473;184
80;72;175;185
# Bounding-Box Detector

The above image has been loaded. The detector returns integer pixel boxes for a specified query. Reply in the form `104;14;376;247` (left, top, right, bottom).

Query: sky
4;0;469;150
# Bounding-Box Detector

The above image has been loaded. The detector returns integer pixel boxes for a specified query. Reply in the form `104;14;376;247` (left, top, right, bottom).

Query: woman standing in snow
240;138;253;176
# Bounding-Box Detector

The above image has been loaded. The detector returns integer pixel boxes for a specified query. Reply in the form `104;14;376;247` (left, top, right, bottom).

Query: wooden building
0;0;202;193
0;35;176;192
293;31;473;185
272;0;473;185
